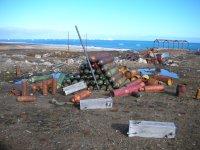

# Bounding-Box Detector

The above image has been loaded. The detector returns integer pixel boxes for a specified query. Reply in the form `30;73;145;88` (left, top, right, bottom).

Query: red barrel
126;79;143;88
112;87;129;97
126;82;145;93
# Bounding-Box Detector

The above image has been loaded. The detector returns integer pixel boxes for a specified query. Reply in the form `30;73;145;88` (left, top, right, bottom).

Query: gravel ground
0;44;200;150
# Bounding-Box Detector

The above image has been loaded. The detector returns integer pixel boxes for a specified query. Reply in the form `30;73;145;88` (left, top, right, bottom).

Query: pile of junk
10;51;200;109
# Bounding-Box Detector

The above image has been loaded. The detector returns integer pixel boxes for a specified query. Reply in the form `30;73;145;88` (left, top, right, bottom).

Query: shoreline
0;42;193;52
0;42;131;52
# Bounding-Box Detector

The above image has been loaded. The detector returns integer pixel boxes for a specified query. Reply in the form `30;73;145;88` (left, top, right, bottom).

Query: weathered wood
80;97;113;110
63;81;87;95
128;120;176;138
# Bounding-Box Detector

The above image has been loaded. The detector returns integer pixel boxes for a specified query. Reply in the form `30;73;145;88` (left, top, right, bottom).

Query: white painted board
80;97;113;110
128;120;176;138
63;81;87;95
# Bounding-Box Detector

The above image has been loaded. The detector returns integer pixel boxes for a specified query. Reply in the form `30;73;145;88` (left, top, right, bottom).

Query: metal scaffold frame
154;39;189;49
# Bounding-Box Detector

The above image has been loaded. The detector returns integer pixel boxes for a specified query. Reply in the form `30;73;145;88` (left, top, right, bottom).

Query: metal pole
68;32;69;51
85;34;87;51
75;25;100;90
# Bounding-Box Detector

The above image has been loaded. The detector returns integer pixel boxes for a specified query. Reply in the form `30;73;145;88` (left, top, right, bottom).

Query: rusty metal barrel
112;81;145;97
52;79;57;95
143;85;165;92
42;80;48;96
146;78;160;86
71;90;91;103
126;79;143;88
17;96;36;102
153;75;173;86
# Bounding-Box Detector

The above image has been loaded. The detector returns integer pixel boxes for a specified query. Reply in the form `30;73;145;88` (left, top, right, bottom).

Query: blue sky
0;0;200;42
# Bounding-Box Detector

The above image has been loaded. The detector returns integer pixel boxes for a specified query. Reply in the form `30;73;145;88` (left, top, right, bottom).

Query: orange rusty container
118;66;128;75
143;85;165;92
22;80;28;96
126;79;143;88
52;79;57;95
176;84;186;97
17;96;36;102
195;89;200;99
146;78;160;86
71;90;91;103
42;80;48;96
89;52;112;62
124;71;132;79
153;75;173;86
31;79;56;95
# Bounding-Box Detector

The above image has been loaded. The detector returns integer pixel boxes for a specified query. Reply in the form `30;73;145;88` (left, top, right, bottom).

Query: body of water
0;39;200;51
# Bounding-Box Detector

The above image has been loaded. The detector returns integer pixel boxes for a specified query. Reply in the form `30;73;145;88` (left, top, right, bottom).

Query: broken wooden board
128;120;176;138
63;81;87;95
80;97;113;110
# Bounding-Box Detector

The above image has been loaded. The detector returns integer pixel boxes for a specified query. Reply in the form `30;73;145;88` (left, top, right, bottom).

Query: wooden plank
63;81;87;95
128;120;176;138
80;97;113;110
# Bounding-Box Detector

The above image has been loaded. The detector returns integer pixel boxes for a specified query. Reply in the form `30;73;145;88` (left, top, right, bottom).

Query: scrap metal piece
80;97;113;110
63;81;87;95
128;120;176;138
